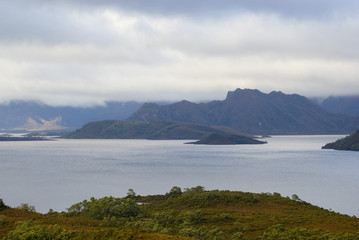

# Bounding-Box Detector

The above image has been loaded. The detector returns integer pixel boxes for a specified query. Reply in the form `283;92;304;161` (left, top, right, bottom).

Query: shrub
67;196;141;220
3;220;77;240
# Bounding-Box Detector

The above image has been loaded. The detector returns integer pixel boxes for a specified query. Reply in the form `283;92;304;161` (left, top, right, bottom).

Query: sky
1;0;359;106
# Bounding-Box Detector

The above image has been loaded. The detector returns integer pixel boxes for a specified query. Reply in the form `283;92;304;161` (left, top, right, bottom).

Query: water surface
1;135;358;215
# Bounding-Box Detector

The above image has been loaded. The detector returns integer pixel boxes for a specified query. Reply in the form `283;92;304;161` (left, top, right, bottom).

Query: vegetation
1;187;359;239
322;130;359;151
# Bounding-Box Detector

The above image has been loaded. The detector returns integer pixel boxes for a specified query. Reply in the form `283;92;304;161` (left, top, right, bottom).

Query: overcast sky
1;0;359;106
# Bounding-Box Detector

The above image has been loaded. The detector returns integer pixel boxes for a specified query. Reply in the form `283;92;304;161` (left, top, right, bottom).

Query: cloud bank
1;0;359;106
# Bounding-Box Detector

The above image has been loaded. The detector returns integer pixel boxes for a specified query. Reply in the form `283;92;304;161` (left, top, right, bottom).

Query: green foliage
17;203;36;212
3;220;77;240
67;196;141;220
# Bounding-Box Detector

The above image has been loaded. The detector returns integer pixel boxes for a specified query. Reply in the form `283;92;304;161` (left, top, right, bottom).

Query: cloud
0;1;359;106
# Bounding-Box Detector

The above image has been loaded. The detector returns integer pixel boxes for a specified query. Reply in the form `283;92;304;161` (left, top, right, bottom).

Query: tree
18;203;36;212
0;199;6;210
127;189;136;199
169;186;182;196
291;194;302;202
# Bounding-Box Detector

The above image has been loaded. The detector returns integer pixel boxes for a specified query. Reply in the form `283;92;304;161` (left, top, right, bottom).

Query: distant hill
318;96;359;117
129;88;359;135
0;101;142;131
322;130;359;151
65;120;250;140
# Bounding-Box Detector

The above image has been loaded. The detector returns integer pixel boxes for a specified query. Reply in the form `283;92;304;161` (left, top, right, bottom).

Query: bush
67;196;141;220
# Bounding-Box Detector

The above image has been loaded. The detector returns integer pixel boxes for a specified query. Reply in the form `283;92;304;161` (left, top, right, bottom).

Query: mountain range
2;89;359;135
128;89;359;135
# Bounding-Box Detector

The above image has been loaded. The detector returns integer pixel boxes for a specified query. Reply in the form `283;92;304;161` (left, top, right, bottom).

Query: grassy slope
1;189;359;239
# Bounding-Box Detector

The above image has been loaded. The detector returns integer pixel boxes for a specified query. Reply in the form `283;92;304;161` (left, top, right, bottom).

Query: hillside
322;130;359;151
64;120;249;140
129;89;359;135
1;188;359;239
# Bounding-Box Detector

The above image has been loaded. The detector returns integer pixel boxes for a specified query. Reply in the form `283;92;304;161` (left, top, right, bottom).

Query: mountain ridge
129;88;359;135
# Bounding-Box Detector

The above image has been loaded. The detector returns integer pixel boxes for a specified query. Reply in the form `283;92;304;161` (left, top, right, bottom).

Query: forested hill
322;130;359;151
2;187;359;239
64;120;249;140
128;88;359;135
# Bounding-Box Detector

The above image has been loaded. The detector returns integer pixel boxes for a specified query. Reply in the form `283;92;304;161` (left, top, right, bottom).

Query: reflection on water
1;135;358;215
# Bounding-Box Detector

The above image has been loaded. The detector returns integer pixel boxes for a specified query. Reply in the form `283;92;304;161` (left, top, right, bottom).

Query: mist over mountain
129;89;359;135
317;96;359;117
0;101;142;131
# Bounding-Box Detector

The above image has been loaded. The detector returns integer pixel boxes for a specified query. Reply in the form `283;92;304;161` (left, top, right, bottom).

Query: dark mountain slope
129;89;359;135
64;120;250;140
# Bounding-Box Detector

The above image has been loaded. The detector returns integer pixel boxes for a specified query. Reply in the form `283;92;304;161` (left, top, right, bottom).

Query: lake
1;135;358;215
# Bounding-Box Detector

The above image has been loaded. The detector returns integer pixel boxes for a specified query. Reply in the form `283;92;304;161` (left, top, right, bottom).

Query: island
322;130;359;151
64;120;263;145
186;133;267;145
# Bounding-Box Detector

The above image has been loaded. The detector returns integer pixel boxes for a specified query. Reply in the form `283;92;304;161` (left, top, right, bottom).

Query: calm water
1;135;358;215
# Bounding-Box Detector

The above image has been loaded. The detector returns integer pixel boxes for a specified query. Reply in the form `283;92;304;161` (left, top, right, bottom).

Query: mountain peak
226;88;265;100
